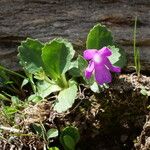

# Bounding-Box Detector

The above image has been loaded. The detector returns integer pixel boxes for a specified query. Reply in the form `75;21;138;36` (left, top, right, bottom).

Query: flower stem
57;74;68;89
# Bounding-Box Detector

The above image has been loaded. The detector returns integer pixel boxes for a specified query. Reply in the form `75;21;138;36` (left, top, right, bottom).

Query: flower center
93;53;101;63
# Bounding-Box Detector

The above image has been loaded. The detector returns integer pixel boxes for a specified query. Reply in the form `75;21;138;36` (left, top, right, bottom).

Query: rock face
0;0;150;72
135;114;150;150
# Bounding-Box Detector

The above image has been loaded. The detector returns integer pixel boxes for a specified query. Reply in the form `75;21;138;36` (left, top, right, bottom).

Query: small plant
32;124;79;150
0;24;126;115
0;23;127;149
133;16;141;77
18;38;78;112
17;24;126;112
31;123;59;149
80;24;126;92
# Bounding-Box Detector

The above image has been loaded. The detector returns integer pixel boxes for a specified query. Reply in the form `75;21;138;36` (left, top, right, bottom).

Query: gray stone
0;0;149;72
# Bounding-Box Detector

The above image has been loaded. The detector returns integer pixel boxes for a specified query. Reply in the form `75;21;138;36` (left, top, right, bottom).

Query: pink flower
83;47;121;85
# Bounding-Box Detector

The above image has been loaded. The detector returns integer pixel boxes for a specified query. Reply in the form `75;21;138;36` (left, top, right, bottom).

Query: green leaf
3;106;18;115
60;126;80;144
42;38;75;80
86;24;113;49
60;126;80;150
86;24;126;68
108;45;120;65
140;87;149;96
47;128;58;139
54;84;77;113
68;60;78;71
108;45;126;68
11;96;22;106
69;55;87;77
37;80;61;98
69;55;95;85
18;38;44;74
31;123;43;137
140;89;148;96
28;94;43;103
90;82;100;93
21;78;29;88
63;135;75;150
34;68;46;80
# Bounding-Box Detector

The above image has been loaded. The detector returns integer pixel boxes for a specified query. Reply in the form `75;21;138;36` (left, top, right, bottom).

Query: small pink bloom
83;47;121;85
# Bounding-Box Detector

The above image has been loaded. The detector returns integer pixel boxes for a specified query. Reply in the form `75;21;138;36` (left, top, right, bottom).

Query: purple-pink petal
95;66;112;85
84;61;94;79
98;47;112;57
83;49;97;60
111;66;121;72
83;46;121;85
104;58;121;73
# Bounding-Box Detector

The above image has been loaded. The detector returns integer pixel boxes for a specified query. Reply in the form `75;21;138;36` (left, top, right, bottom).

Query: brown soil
0;74;149;150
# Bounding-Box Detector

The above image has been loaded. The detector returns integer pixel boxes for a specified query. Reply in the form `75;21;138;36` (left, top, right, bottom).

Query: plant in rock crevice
31;124;79;150
18;23;126;112
0;23;127;116
84;24;125;87
71;24;126;92
0;23;127;149
18;38;78;113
